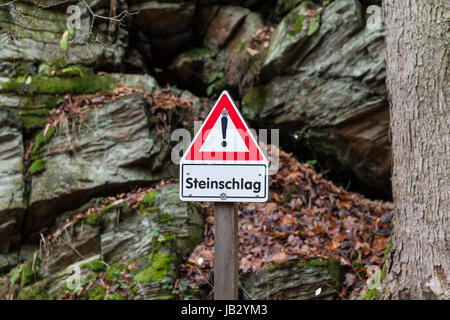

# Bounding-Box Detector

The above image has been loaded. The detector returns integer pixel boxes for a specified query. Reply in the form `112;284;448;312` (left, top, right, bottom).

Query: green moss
102;204;117;214
18;282;48;300
80;273;96;287
268;260;294;272
38;62;91;78
22;116;47;129
267;264;280;272
159;213;173;223
86;285;106;300
364;287;378;300
28;126;57;175
81;260;106;272
120;202;133;216
129;285;137;296
16;96;62;130
155;235;175;247
85;212;101;226
2;75;117;95
144;207;159;216
303;258;330;267
242;86;267;120
8;266;21;287
20;261;34;288
139;191;158;211
30;127;56;161
105;263;127;280
28;158;47;176
288;12;306;35
101;202;134;222
134;253;173;284
20;108;53;118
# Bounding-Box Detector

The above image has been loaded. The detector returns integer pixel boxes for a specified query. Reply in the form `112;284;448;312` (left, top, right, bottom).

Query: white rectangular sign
181;163;268;202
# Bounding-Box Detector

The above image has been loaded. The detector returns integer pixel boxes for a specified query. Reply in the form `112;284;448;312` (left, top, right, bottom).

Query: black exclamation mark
221;109;228;147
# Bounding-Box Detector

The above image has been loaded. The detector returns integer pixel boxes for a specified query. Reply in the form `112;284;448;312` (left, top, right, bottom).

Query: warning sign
180;91;268;202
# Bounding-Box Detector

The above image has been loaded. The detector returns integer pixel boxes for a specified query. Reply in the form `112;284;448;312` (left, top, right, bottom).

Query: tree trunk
383;0;449;299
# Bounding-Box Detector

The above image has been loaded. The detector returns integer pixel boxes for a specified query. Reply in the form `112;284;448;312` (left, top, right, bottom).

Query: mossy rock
134;252;174;284
30;127;56;161
241;257;341;300
85;212;102;226
3;94;63;130
80;260;106;273
139;190;158;212
28;158;47;176
27;127;56;176
19;255;41;289
18;282;49;300
84;285;106;300
242;86;267;120
105;262;128;280
38;63;92;78
2;75;117;95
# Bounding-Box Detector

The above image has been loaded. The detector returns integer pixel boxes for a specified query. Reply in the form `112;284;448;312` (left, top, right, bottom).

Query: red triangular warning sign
182;91;266;162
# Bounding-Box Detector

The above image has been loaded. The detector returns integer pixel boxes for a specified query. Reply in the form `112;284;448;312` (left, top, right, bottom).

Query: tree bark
383;0;450;299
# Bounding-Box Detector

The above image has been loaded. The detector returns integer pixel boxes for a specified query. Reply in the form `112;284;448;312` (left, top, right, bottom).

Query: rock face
242;0;390;196
128;1;196;62
130;1;196;37
0;111;25;253
261;1;323;77
0;0;195;251
204;5;249;50
0;0;127;67
0;72;159;131
34;184;205;300
168;0;390;197
102;185;204;266
25;94;164;238
169;5;264;94
241;258;341;300
0;0;134;133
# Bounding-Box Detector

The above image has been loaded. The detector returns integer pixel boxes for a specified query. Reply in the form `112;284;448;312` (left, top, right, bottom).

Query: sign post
214;202;238;299
179;91;268;300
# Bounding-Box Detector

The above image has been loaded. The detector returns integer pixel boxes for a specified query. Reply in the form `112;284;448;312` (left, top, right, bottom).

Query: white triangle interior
199;113;249;152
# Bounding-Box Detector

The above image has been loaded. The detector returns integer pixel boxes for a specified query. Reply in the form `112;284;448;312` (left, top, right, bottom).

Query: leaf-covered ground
178;146;393;299
30;144;392;300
